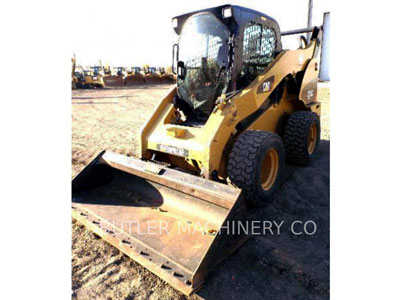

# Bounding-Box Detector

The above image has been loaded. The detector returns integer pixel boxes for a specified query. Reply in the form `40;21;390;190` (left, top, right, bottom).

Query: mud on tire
283;111;320;166
227;130;285;207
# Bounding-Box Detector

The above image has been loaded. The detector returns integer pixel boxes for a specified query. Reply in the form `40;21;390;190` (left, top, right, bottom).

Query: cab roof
172;4;281;37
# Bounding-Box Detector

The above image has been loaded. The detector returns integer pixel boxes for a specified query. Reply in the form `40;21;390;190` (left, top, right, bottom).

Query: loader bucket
72;151;248;295
125;75;146;86
103;75;125;87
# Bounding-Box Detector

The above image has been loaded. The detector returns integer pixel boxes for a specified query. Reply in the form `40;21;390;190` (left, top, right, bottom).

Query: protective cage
173;4;282;91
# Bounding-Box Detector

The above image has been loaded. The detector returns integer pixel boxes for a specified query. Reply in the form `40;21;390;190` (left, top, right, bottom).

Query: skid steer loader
72;5;322;296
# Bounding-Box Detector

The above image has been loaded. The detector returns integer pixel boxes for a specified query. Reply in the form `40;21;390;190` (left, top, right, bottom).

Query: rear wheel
283;111;320;166
227;130;285;207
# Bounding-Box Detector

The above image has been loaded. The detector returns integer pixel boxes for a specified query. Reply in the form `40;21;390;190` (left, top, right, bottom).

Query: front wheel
227;130;285;207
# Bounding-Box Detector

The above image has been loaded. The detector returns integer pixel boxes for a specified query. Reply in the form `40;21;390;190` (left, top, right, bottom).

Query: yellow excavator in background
72;5;323;296
71;54;89;89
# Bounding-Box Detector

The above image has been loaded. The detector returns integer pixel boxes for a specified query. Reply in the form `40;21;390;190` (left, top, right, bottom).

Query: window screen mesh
239;22;277;87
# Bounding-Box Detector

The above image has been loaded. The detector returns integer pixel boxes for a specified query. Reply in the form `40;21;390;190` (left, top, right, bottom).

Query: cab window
238;22;277;88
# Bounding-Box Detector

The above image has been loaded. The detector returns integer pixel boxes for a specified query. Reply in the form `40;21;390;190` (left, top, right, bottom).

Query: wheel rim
260;148;279;191
307;123;317;154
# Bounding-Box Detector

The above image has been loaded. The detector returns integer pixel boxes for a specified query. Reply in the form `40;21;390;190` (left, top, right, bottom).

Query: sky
71;0;329;67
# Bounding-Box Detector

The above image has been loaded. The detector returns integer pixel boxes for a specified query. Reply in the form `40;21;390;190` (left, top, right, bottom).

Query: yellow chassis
84;75;105;88
139;39;321;180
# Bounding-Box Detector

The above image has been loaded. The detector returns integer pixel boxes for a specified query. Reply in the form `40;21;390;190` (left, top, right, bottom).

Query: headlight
222;7;232;18
172;18;178;28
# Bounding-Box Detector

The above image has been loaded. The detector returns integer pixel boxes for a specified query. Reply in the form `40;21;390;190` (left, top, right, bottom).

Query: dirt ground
72;84;330;300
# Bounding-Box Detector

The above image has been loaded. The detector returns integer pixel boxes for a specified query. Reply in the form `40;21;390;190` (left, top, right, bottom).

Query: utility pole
307;0;313;42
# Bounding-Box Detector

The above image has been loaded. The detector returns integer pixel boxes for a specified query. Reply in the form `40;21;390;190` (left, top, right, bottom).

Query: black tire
283;111;320;166
227;130;285;207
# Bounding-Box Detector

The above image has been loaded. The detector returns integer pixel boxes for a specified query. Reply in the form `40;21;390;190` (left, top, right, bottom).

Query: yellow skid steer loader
72;5;323;296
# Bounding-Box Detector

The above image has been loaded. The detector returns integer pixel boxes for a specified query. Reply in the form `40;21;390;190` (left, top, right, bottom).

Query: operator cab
91;66;103;76
74;71;84;82
172;5;281;123
117;67;126;76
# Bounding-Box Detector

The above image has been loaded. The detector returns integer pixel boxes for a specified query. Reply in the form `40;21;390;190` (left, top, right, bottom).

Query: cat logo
263;81;272;92
257;75;275;93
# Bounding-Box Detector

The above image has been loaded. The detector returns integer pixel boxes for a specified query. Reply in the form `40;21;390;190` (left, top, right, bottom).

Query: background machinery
103;66;127;86
159;67;175;83
82;66;105;89
72;5;323;295
143;65;161;84
103;63;112;77
74;67;85;88
125;66;146;85
71;55;78;89
166;65;177;82
71;55;86;89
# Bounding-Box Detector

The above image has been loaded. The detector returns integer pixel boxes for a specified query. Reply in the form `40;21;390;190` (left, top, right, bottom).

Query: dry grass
71;86;172;178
